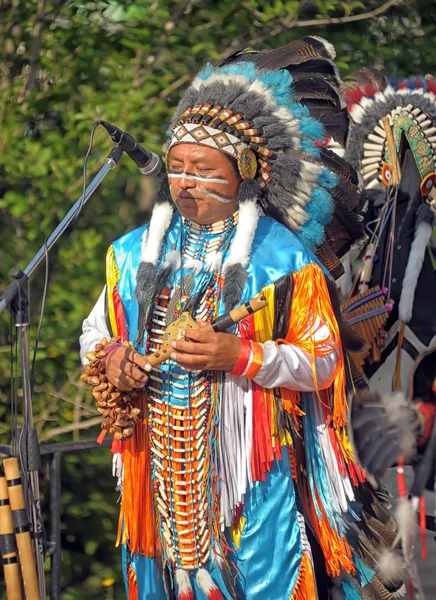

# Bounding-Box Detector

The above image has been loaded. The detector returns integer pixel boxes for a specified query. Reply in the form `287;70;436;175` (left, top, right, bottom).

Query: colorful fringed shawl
103;215;388;600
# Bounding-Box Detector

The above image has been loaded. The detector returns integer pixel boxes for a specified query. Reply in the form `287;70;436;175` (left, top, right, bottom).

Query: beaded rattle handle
146;293;268;367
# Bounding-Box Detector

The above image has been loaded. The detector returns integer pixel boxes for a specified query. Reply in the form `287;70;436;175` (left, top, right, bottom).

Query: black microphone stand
0;145;123;599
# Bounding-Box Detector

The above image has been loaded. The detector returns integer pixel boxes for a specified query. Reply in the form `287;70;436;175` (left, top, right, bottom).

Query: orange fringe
116;394;155;557
277;262;347;428
127;565;138;600
290;552;317;600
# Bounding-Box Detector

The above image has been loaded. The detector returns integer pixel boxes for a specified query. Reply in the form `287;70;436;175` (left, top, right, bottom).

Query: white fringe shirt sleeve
253;322;338;392
79;286;111;364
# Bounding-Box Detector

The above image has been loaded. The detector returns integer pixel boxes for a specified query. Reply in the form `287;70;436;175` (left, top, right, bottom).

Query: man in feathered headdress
80;38;403;600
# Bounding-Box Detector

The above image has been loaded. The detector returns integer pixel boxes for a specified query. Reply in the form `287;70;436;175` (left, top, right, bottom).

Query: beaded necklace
144;212;238;571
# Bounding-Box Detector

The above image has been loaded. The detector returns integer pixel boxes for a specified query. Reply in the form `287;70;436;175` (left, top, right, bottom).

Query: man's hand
106;346;151;391
170;320;241;372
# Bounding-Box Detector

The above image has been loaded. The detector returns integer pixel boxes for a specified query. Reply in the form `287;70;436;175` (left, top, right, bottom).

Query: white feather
225;200;259;268
205;251;223;273
175;568;193;594
398;220;433;322
286;202;309;227
192;72;248;91
394;496;415;560
377;548;405;586
247;79;277;110
162;249;181;270
196;568;220;595
184;257;203;275
140;202;174;264
349;103;366;125
311;35;336;59
273;109;301;135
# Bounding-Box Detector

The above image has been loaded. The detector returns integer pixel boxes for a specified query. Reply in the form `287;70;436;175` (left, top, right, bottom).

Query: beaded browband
168;103;273;183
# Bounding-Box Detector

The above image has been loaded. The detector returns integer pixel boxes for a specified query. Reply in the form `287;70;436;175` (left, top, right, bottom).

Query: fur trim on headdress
135;178;174;336
398;205;434;323
222;178;261;310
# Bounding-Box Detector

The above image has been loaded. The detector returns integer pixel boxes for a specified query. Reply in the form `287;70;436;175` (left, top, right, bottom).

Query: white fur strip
313;397;354;514
398;220;432;322
219;375;252;528
225;200;259;268
140;202;174;264
112;452;123;492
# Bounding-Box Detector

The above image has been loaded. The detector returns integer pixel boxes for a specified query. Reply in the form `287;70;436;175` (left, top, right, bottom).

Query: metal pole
50;452;62;600
17;314;46;600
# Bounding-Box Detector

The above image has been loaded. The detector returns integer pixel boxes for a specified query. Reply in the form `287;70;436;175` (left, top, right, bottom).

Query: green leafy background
1;0;436;597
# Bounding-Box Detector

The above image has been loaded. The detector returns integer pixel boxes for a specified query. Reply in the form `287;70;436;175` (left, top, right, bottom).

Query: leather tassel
176;569;194;600
196;568;225;600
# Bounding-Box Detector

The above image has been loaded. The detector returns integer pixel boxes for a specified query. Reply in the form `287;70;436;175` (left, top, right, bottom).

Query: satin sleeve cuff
79;286;111;364
253;338;339;392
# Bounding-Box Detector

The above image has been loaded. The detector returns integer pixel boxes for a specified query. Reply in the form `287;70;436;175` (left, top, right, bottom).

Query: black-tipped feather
345;66;387;91
162;566;175;600
304;104;349;146
331;201;365;241
319;147;359;185
220;562;243;600
292;72;341;106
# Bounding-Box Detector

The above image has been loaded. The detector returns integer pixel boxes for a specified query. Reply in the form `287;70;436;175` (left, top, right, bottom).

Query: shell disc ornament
238;147;257;180
381;163;392;187
420;171;436;196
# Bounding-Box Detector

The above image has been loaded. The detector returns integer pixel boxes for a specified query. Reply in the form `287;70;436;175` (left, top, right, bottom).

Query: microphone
97;120;162;176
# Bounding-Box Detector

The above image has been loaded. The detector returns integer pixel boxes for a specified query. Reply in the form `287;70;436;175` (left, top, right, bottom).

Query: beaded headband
167;104;264;181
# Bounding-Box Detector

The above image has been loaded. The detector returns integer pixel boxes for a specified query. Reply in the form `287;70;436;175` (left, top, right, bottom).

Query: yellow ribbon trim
106;245;120;336
229;515;246;548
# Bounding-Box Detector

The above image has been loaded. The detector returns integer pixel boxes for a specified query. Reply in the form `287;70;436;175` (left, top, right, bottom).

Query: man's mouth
177;193;198;201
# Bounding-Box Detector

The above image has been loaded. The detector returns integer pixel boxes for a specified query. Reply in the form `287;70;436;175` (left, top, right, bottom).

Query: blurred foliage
1;0;436;597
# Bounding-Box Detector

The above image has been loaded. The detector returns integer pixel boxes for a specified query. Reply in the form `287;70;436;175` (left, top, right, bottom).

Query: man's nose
179;173;196;189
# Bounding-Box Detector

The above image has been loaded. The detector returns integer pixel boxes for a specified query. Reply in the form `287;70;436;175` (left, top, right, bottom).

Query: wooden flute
145;292;268;367
3;459;40;600
0;476;22;600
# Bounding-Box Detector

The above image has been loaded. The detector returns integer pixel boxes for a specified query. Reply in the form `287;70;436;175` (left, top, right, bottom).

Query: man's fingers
118;372;144;390
124;347;152;372
170;352;209;367
181;328;214;343
171;339;213;355
120;358;148;383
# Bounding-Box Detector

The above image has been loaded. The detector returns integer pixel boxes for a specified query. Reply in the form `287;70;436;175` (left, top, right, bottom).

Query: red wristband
230;339;252;376
103;343;122;362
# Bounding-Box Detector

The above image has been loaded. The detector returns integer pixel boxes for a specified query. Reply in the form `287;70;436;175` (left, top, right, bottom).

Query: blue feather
300;116;325;141
218;61;257;81
317;169;339;189
341;579;362;600
306;188;334;225
257;69;294;107
353;554;375;587
197;62;214;81
298;219;325;247
301;139;321;158
288;103;309;118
